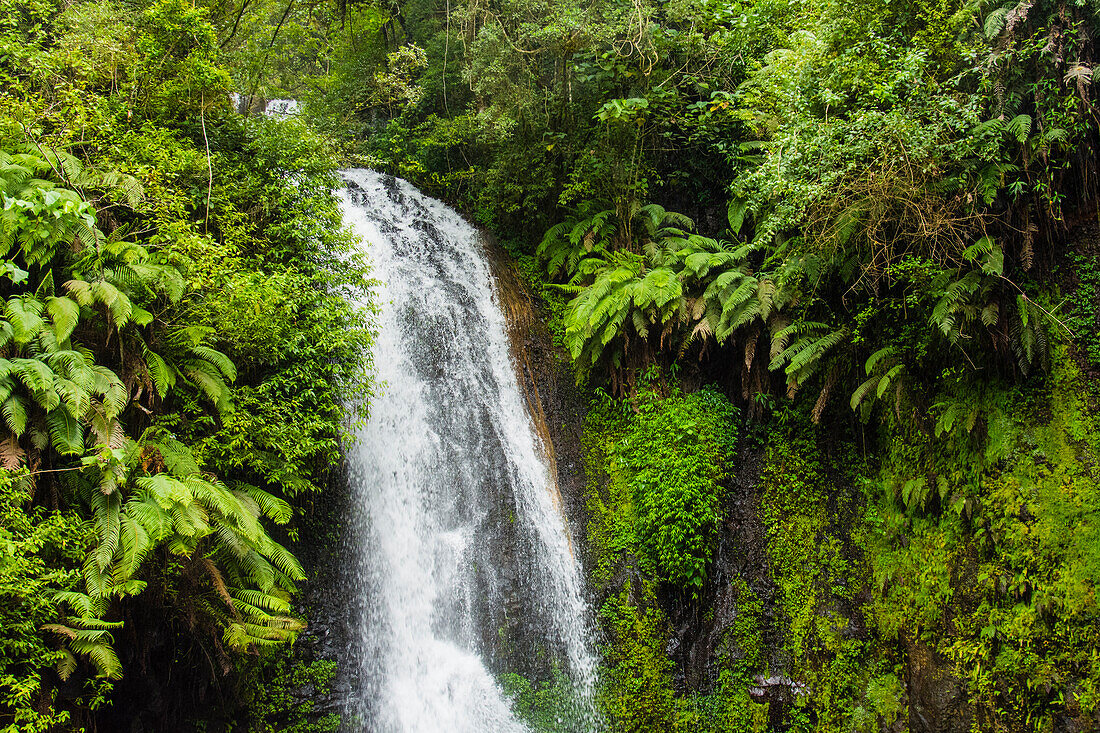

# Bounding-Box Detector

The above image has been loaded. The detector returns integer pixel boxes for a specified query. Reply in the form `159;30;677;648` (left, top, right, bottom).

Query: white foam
339;170;598;732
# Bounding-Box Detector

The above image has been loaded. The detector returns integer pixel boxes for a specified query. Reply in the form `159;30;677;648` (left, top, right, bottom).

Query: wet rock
906;638;973;732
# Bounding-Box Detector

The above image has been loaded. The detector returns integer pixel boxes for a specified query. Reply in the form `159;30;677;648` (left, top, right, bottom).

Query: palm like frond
546;200;802;380
0;141;310;686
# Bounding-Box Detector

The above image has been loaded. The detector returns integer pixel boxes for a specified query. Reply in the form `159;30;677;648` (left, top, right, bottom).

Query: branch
200;100;213;234
220;0;254;50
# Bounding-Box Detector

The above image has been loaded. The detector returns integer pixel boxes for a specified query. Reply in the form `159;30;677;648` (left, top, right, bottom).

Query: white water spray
265;98;300;117
339;170;597;732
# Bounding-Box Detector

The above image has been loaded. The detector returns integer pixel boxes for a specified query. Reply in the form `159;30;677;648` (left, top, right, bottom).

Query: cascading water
265;98;300;117
338;169;597;732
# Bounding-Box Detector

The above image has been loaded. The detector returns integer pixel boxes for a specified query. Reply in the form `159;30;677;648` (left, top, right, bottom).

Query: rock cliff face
488;243;978;733
291;465;364;725
308;234;979;733
487;239;592;569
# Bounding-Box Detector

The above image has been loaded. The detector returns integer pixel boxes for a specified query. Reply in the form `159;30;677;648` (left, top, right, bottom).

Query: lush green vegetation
0;0;372;728
4;0;1100;726
301;0;1099;728
584;383;738;592
582;383;742;728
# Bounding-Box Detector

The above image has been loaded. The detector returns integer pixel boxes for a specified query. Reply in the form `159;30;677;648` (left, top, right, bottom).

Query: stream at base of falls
337;169;598;732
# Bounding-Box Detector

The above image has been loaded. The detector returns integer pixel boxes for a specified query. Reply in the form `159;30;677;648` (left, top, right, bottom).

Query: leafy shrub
237;653;341;733
617;385;739;591
0;473;91;731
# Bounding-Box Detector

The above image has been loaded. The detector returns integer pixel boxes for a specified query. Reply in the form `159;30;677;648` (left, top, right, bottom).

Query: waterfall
338;170;597;732
265;98;300;116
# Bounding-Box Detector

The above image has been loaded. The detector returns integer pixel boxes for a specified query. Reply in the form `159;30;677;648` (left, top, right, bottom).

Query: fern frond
850;374;880;410
189;346;237;382
89;488;122;572
114;515;151;582
142;346;175;399
46;296;80;342
2;395;28;436
231;588;293;615
68;637;122;679
236;484;292;524
6;296;46;345
183;366;232;413
46;407;84;455
257;537;305;582
1006;114;1032;143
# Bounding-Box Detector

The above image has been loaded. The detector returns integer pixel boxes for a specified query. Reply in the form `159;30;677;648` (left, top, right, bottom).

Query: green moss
705;578;770;732
1064;244;1100;380
582;382;742;729
760;438;830;659
501;240;571;349
501;668;590;732
757;433;897;732
864;352;1100;730
582;388;642;589
597;581;680;732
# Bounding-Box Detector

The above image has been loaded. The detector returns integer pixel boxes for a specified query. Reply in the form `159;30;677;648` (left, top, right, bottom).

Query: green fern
769;322;849;396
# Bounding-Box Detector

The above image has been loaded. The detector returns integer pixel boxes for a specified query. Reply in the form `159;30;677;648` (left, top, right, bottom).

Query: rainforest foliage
0;0;372;729
283;0;1099;728
3;0;1100;726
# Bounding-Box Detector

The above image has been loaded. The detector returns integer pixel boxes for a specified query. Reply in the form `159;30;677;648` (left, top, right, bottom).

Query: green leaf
46;407;84;455
1006;114;1032;143
864;346;896;375
727;198;748;236
46;296;80;342
2;395;27;435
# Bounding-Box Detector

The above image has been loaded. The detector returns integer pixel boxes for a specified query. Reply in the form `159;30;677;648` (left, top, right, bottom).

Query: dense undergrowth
3;0;1100;726
318;0;1100;727
539;333;1100;731
0;0;373;729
